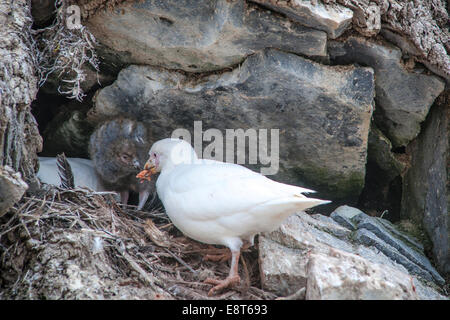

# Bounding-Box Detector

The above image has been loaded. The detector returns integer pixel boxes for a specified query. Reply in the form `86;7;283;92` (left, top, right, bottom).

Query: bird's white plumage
149;139;330;251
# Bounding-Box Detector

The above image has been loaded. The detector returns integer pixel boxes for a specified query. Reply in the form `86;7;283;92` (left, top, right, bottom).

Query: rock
305;247;418;300
258;208;447;299
380;29;421;57
401;97;450;275
328;36;445;147
354;229;442;285
258;235;308;296
330;205;444;285
250;0;353;38
0;229;169;299
357;124;405;219
330;205;361;230
0;166;28;217
367;125;405;182
0;1;43;183
41;105;94;158
91;49;375;201
37;157;106;191
85;0;327;73
265;212;352;252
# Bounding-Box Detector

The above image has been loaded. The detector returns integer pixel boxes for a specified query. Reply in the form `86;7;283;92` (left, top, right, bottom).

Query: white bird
140;138;330;295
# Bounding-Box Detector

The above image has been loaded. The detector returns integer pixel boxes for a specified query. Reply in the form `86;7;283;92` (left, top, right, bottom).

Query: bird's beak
137;158;158;182
144;158;155;171
133;159;141;170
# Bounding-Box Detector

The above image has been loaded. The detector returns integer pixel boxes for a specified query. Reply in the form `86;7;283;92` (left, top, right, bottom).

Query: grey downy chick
89;118;153;210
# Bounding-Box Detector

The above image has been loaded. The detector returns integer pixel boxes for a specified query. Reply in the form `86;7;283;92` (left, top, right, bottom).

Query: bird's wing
161;162;321;222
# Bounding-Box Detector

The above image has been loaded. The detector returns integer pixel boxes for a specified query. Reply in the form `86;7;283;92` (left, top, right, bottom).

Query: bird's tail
251;196;331;220
266;197;331;212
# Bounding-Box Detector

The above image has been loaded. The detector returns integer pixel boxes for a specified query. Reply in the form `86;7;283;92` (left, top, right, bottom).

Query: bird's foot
205;275;241;296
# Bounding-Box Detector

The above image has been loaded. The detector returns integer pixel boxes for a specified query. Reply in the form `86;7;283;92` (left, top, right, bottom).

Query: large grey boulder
401;99;450;275
85;0;327;73
328;36;445;147
91;49;375;201
331;205;444;285
258;209;447;299
306;247;417;300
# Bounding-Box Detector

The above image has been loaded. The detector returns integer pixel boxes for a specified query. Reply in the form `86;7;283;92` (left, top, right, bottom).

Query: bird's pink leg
120;191;129;205
203;242;252;262
205;249;241;296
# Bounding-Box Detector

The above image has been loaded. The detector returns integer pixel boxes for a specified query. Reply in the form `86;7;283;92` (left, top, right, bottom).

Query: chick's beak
133;159;141;170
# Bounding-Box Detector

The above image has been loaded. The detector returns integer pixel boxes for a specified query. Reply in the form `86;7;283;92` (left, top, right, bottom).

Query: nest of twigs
0;186;276;300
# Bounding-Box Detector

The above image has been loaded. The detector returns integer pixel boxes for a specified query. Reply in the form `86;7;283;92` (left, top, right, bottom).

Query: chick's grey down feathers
89;118;153;210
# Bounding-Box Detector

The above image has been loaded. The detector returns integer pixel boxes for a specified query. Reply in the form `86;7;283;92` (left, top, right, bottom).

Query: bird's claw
205;275;240;296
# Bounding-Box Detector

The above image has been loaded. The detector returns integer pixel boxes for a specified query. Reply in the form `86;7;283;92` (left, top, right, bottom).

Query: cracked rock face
250;0;353;38
328;36;445;148
258;209;447;299
85;0;327;72
401;99;450;275
0;166;28;217
91;49;375;201
306;247;417;300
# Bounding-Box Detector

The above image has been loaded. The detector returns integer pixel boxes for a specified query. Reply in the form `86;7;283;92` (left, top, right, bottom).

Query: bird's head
114;140;141;171
144;138;198;174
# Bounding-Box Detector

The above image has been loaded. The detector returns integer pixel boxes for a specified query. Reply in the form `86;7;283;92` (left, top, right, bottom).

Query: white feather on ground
37;157;105;191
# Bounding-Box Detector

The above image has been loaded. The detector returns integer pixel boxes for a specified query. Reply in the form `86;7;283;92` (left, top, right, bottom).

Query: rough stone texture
354;228;442;285
258;235;308;296
91;49;374;201
330;205;359;230
0;0;43;183
0;166;28;217
258;209;447;298
330;205;444;285
367;125;405;182
250;0;353;38
84;0;327;73
306;247;418;300
0;229;169;299
324;0;450;80
329;36;445;147
401;96;450;275
358;123;405;220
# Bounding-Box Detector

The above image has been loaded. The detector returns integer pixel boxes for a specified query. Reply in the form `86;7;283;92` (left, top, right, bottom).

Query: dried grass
0;186;276;300
33;0;100;101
